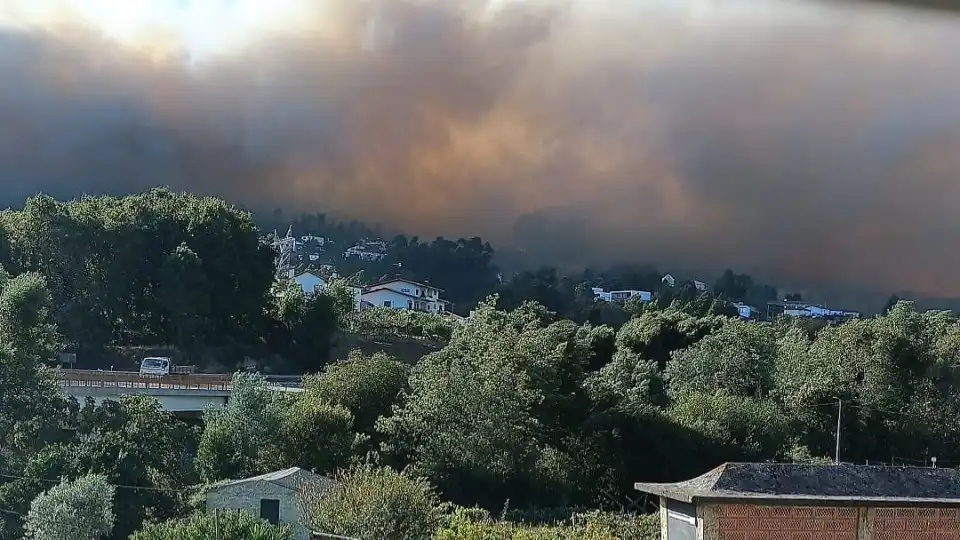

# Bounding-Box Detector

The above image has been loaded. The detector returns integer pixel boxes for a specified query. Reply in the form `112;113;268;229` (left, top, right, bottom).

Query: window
407;300;413;309
401;288;411;293
383;301;392;308
259;499;280;525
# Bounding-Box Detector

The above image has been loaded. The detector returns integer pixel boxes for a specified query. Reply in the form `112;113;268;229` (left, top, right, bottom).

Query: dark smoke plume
2;0;960;296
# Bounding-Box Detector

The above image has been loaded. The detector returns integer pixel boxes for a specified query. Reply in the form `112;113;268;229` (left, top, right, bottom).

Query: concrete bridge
57;370;303;413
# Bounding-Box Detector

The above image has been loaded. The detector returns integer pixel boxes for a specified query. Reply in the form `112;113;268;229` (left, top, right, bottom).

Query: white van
139;357;171;376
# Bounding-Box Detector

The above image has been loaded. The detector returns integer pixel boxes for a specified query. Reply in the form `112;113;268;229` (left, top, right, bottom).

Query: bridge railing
56;370;304;391
56;370;233;391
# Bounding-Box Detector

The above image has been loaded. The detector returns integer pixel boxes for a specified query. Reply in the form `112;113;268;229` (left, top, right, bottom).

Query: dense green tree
21;396;197;540
882;294;902;315
157;243;209;348
266;283;339;372
0;189;274;350
302;464;444;540
0;268;72;538
131;511;294;540
24;474;115;540
197;373;355;483
304;351;410;436
379;298;610;508
713;269;753;302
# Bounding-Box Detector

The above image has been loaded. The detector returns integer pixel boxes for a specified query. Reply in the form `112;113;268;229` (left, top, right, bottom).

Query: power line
0;471;194;493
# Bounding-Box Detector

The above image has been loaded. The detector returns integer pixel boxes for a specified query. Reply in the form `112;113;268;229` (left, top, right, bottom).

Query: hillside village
268;227;862;323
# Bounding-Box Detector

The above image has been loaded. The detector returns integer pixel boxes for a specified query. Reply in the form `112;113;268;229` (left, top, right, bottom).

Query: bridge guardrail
56;370;303;391
57;370;231;391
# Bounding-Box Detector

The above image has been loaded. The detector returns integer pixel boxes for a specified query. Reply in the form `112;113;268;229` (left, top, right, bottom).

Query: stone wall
207;480;311;540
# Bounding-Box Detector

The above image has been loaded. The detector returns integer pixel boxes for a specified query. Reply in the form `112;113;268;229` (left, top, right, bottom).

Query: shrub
302;464;445;540
24;474;115;540
432;508;660;540
344;308;454;342
130;511;294;540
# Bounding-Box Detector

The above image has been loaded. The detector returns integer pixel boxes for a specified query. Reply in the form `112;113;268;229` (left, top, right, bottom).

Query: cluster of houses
268;227;392;274
291;272;449;315
273;225;860;323
591;273;859;322
342;239;387;261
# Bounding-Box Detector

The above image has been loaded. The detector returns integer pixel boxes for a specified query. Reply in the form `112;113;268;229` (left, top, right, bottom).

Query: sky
1;0;960;296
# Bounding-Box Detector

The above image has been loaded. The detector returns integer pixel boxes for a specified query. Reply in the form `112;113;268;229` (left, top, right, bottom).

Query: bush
302;464;445;540
303;350;410;433
432;508;660;540
344;308;454;342
24;474;115;540
130;511;294;540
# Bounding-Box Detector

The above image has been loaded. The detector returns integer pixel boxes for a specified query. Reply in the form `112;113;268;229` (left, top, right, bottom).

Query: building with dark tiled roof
635;462;960;539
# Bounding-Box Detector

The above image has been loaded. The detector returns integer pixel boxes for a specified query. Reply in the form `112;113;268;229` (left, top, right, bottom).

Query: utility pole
835;397;842;464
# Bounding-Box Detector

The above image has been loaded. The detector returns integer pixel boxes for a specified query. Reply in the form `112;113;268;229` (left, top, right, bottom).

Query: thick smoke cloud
1;0;960;296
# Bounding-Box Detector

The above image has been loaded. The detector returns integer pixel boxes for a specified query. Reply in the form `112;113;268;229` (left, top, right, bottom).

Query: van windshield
142;358;168;369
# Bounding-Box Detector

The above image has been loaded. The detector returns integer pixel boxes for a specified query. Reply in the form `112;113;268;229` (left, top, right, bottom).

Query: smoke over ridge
1;0;960;295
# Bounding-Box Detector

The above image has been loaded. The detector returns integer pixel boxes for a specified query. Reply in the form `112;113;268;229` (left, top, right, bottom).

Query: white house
291;272;327;295
205;467;333;540
299;235;325;246
592;287;613;302
769;301;860;320
732;302;757;319
662;274;676;287
593;288;651;304
361;279;447;314
610;290;652;303
343;239;387;261
693;280;707;291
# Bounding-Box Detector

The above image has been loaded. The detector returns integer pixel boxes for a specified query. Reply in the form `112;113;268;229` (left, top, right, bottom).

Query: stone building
635;462;960;540
206;467;334;540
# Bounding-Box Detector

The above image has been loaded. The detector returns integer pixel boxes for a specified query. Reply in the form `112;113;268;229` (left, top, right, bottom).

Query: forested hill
3;189;960;539
0;190;954;364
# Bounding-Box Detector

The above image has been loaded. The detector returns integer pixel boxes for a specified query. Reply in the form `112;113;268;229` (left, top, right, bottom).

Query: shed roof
213;467;331;492
635;463;960;506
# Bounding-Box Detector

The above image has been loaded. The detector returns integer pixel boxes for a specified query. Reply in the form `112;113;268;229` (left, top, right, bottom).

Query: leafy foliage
196;373;355;483
302;464;445;540
433;508;659;540
130;511;294;540
0;189;274;349
379;297;609;507
304;350;410;436
20;396;198;539
24;474;115;540
343;308;454;342
266;282;339;372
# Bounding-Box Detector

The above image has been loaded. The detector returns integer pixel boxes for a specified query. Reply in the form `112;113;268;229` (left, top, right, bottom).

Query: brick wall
713;504;858;540
873;507;960;539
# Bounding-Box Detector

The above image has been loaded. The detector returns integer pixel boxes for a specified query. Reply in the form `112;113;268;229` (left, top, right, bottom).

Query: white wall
362;288;419;310
207;481;309;540
378;281;440;300
292;273;326;294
